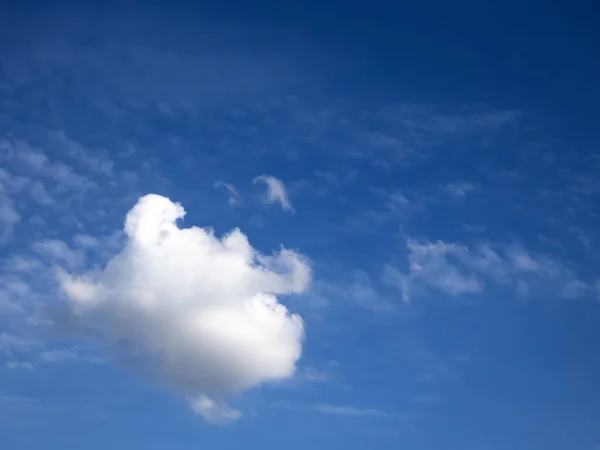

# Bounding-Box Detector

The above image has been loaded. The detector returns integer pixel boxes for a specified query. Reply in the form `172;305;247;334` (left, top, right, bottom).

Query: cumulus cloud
59;194;311;424
253;175;294;212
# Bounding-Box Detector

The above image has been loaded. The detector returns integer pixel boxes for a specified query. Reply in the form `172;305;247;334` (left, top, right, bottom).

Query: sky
1;1;600;449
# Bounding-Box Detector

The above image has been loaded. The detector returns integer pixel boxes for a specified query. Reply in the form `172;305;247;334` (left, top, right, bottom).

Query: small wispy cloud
379;104;519;137
28;181;55;206
0;196;20;244
48;131;115;177
0;333;35;351
13;144;96;193
214;181;241;207
365;187;432;224
274;362;349;390
311;404;407;420
188;395;242;426
37;349;78;364
292;365;335;385
441;182;475;199
32;239;84;270
253;175;294;212
6;361;34;370
384;240;484;303
312;271;395;312
0;138;105;215
384;239;589;303
411;395;441;403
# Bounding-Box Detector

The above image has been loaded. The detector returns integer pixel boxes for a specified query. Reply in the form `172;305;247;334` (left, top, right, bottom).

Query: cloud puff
59;194;311;424
253;175;294;212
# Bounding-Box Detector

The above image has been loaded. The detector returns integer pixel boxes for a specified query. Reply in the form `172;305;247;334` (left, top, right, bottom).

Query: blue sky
1;1;600;449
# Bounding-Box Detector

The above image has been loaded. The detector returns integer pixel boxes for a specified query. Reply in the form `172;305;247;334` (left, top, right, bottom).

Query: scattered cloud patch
384;240;484;303
253;175;294;212
379;104;518;137
294;365;336;384
274;363;344;389
32;239;84;270
28;181;55;206
0;333;34;352
47;131;115;177
12;144;95;193
0;276;33;313
369;188;433;220
37;349;78;364
385;239;588;303
0;138;107;215
59;194;311;423
3;255;43;273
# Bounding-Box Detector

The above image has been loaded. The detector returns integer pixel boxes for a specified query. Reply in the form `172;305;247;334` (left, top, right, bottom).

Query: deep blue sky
1;1;600;449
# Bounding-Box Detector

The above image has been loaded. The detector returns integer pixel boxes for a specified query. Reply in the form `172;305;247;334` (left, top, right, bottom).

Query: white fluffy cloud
59;194;311;424
253;175;294;212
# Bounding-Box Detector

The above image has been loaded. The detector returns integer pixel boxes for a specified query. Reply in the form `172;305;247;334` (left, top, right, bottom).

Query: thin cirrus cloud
253;175;294;212
59;194;311;424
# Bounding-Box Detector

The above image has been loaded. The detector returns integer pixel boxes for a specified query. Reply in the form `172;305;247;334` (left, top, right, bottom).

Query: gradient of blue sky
1;1;600;449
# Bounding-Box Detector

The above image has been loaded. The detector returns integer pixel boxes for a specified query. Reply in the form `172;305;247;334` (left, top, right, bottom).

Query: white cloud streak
253;175;294;212
59;194;311;423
